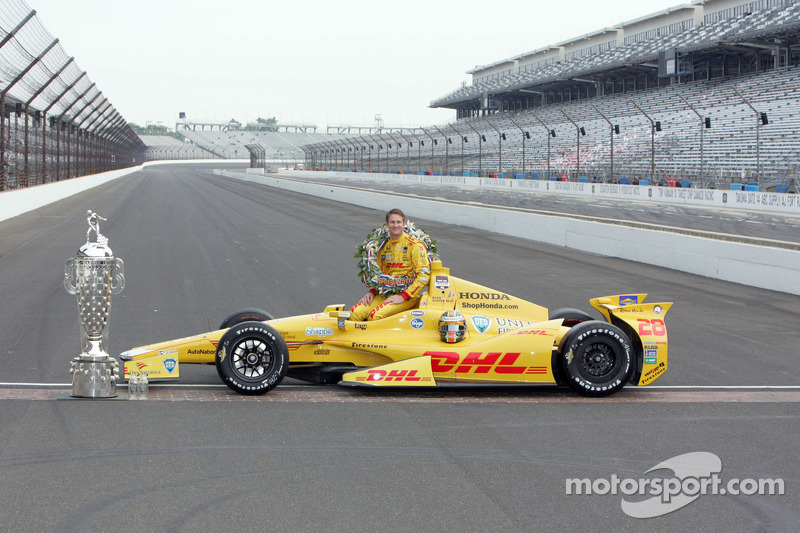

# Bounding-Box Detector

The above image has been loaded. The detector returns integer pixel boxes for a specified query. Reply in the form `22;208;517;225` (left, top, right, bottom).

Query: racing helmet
438;310;467;343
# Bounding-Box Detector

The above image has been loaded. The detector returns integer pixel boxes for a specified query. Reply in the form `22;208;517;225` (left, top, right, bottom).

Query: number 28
637;318;666;336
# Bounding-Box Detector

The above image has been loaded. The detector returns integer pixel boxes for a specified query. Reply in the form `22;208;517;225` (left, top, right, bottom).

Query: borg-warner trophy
64;211;125;398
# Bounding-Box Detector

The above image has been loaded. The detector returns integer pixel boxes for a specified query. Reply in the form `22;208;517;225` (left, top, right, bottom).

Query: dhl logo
357;369;432;382
425;351;547;375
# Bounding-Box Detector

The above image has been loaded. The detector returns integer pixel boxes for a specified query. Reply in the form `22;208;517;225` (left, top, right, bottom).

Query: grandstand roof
466;3;696;75
433;0;800;110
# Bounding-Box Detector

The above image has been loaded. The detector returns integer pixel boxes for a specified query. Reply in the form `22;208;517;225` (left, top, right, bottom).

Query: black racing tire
218;308;275;330
549;308;595;328
560;321;632;397
215;322;288;395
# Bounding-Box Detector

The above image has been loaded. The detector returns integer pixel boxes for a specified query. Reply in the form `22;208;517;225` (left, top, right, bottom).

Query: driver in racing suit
350;209;430;321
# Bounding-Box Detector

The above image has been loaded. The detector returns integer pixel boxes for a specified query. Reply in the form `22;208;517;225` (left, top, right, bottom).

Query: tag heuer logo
471;316;490;334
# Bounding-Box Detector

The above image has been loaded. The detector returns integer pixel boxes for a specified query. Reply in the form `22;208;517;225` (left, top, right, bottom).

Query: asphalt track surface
0;163;797;531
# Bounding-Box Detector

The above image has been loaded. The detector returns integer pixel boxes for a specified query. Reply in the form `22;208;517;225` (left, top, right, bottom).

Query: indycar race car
120;260;672;397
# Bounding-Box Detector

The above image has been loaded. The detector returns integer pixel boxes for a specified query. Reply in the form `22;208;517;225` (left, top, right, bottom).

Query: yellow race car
120;260;672;397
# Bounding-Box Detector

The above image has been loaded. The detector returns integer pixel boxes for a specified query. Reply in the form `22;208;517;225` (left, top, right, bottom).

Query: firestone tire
548;308;595;328
561;321;632;397
215;322;288;395
218;308;274;330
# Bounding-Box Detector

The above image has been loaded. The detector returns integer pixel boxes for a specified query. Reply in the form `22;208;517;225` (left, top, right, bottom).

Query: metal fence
0;0;144;191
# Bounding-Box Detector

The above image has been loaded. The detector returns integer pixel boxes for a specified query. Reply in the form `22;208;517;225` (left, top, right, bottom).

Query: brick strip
1;386;799;403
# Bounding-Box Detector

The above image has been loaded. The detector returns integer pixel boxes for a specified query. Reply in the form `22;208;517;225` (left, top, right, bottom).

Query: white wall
215;169;800;295
0;159;248;224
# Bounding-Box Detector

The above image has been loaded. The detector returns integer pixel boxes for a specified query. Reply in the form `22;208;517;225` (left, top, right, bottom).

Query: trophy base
70;357;119;398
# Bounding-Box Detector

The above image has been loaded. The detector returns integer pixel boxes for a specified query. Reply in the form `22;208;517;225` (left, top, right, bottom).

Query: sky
29;0;682;131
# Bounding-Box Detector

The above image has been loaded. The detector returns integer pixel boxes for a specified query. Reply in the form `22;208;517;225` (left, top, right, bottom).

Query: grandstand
139;135;216;160
300;0;800;190
142;120;349;162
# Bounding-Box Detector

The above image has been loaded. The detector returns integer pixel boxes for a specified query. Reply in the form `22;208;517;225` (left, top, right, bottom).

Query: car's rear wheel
215;322;288;395
218;308;274;330
560;321;632;397
549;308;595;328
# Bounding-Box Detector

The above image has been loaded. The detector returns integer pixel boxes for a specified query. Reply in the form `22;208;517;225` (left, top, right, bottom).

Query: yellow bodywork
590;294;673;386
121;262;673;388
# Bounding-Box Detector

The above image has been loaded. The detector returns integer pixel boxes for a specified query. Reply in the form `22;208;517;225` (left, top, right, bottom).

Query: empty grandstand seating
302;0;800;190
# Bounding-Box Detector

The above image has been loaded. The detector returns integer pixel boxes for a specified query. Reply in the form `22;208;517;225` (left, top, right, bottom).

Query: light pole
532;112;554;180
733;87;767;184
678;95;708;184
421;127;435;174
506;115;529;175
398;131;412;173
449;123;466;176
466;121;483;176
386;131;402;173
592;104;618;183
630;100;659;181
432;124;450;175
485;117;504;175
560;109;585;180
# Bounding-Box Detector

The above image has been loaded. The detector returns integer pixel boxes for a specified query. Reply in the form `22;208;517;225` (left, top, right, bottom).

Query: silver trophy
64;211;125;398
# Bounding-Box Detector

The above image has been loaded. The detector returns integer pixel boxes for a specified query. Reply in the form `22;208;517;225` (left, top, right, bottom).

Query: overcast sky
30;0;680;130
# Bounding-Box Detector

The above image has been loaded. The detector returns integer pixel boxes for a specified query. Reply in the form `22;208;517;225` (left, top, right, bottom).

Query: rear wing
590;294;674;386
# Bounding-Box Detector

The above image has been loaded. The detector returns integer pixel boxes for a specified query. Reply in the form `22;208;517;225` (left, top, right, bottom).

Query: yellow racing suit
350;232;431;321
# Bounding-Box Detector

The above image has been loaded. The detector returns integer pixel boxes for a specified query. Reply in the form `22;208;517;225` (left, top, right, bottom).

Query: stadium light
630;100;658;180
560;108;583;180
532;112;554;179
466;121;483;176
421;128;435;173
733;87;766;183
432;124;449;175
592;104;617;182
507;115;528;173
449;123;465;175
485;117;504;173
679;95;707;183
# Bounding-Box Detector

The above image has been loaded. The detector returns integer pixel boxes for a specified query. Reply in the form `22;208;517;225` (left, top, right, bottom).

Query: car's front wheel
215;322;288;395
560;321;632;397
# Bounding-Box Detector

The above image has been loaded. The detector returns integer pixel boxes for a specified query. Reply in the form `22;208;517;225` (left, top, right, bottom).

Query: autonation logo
566;452;784;518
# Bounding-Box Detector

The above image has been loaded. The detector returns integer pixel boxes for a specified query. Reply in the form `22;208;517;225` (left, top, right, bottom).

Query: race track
0;164;797;531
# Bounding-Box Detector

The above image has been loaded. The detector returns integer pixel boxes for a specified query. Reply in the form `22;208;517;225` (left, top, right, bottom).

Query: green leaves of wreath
355;221;439;295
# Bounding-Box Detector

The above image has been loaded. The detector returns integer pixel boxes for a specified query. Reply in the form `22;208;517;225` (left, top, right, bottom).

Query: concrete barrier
215;169;800;296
